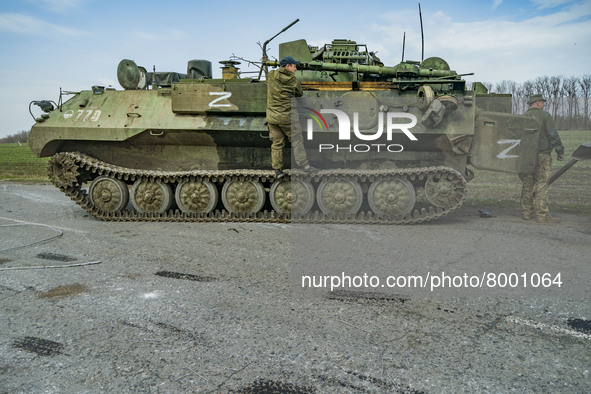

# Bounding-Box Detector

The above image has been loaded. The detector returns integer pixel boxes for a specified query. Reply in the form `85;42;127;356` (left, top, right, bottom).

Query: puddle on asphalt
39;284;89;298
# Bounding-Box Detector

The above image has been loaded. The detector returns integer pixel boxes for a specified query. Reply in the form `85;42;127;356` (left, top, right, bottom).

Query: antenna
257;19;300;80
401;32;406;62
419;2;424;61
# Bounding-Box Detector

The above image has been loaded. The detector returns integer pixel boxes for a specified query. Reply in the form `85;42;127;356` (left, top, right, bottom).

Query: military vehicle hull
28;38;540;223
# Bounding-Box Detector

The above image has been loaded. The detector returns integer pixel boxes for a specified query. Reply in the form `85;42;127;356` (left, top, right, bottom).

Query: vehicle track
48;152;467;224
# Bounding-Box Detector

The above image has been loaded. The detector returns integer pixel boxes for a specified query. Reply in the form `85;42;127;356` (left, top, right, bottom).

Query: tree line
0;130;30;144
476;74;591;131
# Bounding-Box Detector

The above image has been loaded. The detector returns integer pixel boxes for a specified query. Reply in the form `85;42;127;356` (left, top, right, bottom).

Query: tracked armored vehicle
28;24;540;224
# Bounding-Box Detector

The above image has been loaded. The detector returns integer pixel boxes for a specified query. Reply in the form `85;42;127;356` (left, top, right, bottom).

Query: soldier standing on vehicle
266;56;317;179
519;94;565;223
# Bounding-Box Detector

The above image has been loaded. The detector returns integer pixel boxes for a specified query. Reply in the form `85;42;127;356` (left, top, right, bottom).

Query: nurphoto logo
302;105;419;153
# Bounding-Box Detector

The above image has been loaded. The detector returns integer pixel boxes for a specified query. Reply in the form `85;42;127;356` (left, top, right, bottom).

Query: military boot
536;215;560;223
300;165;318;174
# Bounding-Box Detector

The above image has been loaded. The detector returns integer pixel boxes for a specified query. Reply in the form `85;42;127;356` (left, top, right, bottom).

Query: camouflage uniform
266;66;309;170
518;104;564;221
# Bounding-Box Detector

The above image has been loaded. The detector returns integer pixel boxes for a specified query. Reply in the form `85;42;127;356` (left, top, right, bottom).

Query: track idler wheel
424;174;459;208
48;153;80;188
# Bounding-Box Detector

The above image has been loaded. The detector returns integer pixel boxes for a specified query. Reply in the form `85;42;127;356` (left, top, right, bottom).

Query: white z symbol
208;92;232;108
496;139;521;159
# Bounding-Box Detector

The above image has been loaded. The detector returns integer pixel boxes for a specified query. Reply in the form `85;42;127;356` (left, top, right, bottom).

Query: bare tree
579;74;591;129
514;85;526;114
469;74;589;129
494;80;516;94
562;76;579;129
549;76;562;119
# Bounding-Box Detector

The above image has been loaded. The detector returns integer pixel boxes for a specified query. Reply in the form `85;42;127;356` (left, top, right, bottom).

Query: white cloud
493;0;503;9
25;0;89;14
369;1;591;83
530;0;575;9
431;2;590;52
0;13;89;36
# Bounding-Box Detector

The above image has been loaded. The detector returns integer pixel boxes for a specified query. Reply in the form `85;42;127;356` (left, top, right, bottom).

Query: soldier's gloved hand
557;152;564;161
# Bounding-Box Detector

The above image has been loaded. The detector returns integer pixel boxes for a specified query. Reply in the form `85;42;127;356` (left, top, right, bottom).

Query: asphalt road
0;183;590;393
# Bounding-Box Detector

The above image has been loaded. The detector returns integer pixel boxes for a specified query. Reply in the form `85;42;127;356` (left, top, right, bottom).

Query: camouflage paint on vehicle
28;30;541;223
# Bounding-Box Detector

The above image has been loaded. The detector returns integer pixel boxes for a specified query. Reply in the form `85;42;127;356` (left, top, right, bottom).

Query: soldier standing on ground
266;56;317;179
519;94;565;223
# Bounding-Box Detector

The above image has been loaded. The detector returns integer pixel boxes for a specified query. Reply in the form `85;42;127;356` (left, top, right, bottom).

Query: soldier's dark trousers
268;122;309;171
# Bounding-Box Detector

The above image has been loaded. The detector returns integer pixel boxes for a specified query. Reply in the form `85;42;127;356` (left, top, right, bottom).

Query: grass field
465;130;591;214
1;132;590;212
0;143;49;182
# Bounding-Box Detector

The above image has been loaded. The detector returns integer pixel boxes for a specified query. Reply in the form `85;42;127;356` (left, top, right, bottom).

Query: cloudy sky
0;0;590;138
